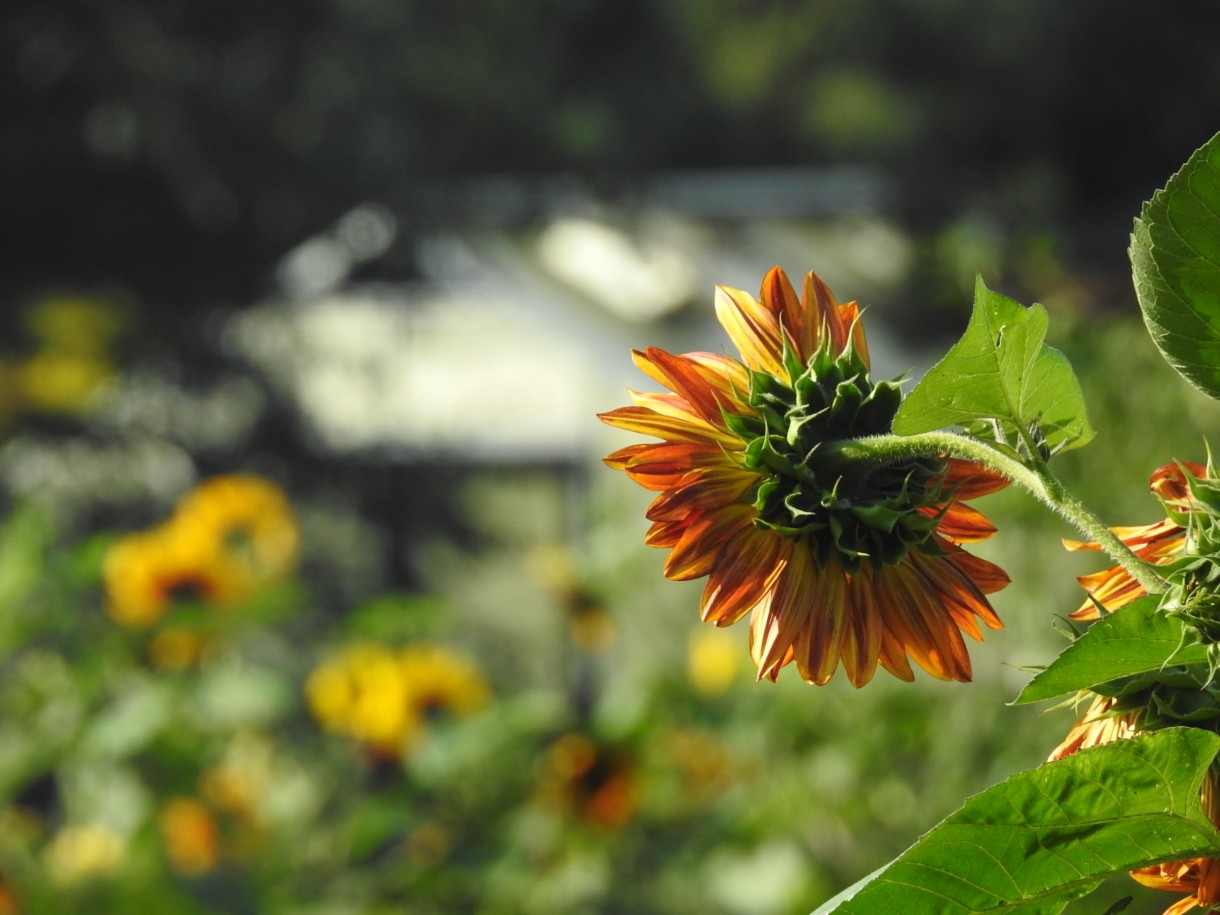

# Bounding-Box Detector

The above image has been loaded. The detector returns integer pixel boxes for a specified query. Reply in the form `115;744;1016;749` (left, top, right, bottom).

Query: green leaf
1015;596;1208;704
812;728;1220;915
893;276;1093;454
1131;132;1220;400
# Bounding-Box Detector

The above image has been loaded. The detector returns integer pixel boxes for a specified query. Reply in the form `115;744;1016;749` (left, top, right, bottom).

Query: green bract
727;338;946;573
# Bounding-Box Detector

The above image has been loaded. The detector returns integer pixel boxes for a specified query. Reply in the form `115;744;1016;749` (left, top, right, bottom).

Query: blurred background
4;2;1220;913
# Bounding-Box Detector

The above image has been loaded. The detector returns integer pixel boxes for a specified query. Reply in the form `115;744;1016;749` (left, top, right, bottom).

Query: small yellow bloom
200;732;273;827
42;823;125;885
687;627;742;696
103;474;298;628
305;643;490;757
16;351;112;414
103;525;248;627
171;475;298;585
158;798;220;876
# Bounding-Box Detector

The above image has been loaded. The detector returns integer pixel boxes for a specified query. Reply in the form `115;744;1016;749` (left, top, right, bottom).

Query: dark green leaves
812;728;1220;915
1132;132;1220;400
1015;596;1209;705
893;277;1093;455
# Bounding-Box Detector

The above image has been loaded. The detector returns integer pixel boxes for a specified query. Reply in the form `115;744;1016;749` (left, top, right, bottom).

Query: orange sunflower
1063;461;1202;620
1049;694;1220;915
599;266;1009;686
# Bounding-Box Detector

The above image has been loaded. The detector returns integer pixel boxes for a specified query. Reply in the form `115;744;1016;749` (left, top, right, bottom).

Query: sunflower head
728;335;946;572
601;265;1008;686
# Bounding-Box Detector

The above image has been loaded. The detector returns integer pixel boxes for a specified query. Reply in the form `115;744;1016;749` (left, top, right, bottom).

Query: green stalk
828;431;1169;596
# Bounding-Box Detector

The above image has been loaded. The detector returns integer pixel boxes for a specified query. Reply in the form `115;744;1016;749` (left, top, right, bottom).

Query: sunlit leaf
893;276;1093;454
1131;131;1220;400
811;728;1220;915
1015;596;1208;704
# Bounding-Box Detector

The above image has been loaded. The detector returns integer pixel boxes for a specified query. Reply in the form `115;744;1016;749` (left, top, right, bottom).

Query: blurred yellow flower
171;474;298;584
42;823;126;885
541;733;638;829
158;797;220;876
103;525;249;627
305;643;490;757
687;626;742;696
15;351;113;414
103;474;298;628
200;732;274;828
6;295;124;416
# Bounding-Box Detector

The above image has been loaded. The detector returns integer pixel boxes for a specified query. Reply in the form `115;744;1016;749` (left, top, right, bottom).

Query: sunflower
1063;462;1202;620
1049;694;1220;915
599;266;1009;685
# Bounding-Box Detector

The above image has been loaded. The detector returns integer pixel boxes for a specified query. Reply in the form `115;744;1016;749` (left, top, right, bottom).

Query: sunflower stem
828;431;1170;595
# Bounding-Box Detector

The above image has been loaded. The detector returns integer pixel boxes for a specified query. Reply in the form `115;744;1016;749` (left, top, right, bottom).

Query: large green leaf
811;728;1220;915
893;277;1093;454
1131;132;1220;400
1016;596;1208;704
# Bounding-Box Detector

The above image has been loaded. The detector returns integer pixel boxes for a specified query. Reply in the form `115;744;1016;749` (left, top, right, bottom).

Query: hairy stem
828;431;1169;595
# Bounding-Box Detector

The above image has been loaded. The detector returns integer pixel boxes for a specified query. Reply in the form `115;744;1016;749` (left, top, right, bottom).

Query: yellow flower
42;823;125;885
1048;694;1220;915
16;351;112;414
305;643;490;757
687;627;742;696
170;475;298;585
157;798;220;876
102;474;298;628
103;525;249;627
600;266;1008;686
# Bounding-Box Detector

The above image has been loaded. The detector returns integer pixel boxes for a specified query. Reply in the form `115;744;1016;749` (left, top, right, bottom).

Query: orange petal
700;530;786;627
644;466;759;521
937;459;1008;500
792;553;850;685
598;405;736;447
714;285;785;375
632;347;742;426
924;502;997;543
841;564;883;687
